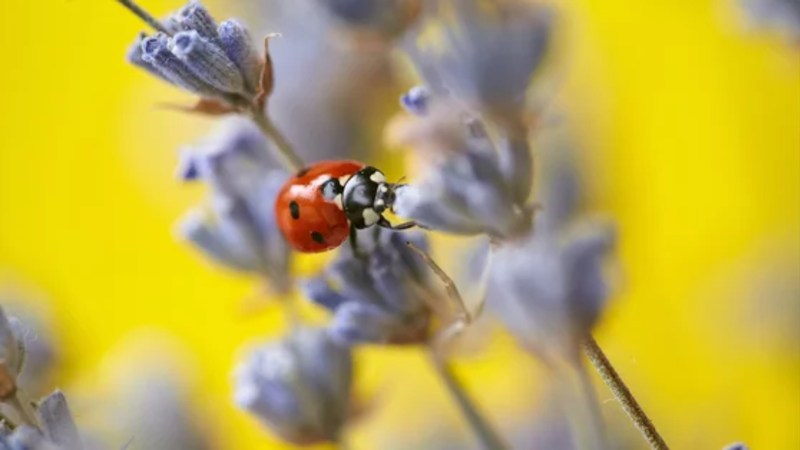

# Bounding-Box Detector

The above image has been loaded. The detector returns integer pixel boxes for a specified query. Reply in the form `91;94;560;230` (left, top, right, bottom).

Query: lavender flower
0;303;58;396
126;1;263;105
302;229;445;346
318;0;422;42
404;0;553;129
112;371;213;450
400;85;431;116
390;102;534;239
723;443;749;450
487;219;617;360
176;117;291;293
234;327;353;446
35;391;83;450
258;2;403;162
739;0;800;40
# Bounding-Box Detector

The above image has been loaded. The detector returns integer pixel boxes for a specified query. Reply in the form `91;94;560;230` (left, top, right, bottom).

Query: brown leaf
255;33;282;112
155;98;237;116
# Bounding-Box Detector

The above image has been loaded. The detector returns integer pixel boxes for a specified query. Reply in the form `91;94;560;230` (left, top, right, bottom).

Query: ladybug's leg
349;224;359;255
377;216;418;231
349;224;371;261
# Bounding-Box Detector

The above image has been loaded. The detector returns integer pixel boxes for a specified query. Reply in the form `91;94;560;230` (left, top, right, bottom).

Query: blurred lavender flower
389;101;535;239
252;1;402;162
35;391;84;450
112;372;213;450
0;390;84;450
302;229;446;346
739;0;800;41
404;0;553;130
176;117;292;294
487;219;617;360
125;1;266;111
0;305;58;397
723;443;749;450
400;85;431;116
317;0;422;44
234;327;353;446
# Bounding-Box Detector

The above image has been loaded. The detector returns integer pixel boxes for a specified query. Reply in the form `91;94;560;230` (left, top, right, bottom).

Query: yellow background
0;0;797;449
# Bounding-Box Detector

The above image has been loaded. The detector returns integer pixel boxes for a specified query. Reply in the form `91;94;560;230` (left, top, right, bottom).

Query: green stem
248;108;305;173
582;335;669;450
114;0;171;35
426;347;508;450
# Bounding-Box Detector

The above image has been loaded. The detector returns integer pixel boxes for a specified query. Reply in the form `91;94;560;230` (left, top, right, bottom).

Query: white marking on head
370;171;387;184
362;208;380;226
333;194;343;210
339;175;351;186
375;199;385;208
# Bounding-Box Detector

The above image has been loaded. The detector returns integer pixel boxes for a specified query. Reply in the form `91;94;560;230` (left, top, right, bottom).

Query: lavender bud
37;391;83;450
400;85;431;116
139;33;221;98
5;426;58;450
488;220;617;358
176;1;220;43
304;229;435;346
126;32;168;81
172;30;246;95
723;444;749;450
176;118;290;287
393;138;532;239
406;1;553;127
218;19;263;93
234;327;353;445
739;0;800;40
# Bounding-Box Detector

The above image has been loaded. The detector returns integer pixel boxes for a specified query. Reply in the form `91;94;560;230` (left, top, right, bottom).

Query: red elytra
275;160;365;253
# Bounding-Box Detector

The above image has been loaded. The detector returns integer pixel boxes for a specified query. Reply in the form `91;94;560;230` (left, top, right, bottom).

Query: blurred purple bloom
488;220;617;359
739;0;800;39
391;103;534;239
234;327;353;446
318;0;422;41
404;0;553;128
251;2;401;162
176;117;292;293
36;391;84;450
400;85;431;116
113;372;213;450
302;229;438;346
723;443;749;450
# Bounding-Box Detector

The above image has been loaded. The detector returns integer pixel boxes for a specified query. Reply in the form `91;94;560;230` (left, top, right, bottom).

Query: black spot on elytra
295;167;310;178
310;231;326;244
289;201;300;220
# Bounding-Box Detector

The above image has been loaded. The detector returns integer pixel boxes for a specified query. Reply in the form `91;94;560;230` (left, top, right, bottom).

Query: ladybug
275;160;416;253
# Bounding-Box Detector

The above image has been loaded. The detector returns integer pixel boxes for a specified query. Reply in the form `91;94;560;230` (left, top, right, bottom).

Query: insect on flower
275;160;417;254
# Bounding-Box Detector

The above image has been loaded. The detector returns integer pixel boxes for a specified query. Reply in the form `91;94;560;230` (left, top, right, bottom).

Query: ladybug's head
342;166;397;229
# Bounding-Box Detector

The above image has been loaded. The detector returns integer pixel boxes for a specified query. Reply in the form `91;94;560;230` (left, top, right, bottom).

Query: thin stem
426;347;508;450
248;107;305;173
582;335;669;450
115;0;171;35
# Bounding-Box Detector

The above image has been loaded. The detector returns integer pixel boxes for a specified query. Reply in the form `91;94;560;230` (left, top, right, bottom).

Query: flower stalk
426;347;508;450
581;334;669;450
247;106;304;172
